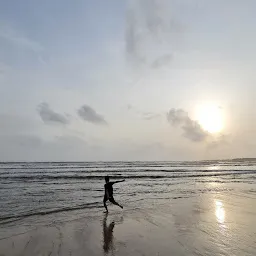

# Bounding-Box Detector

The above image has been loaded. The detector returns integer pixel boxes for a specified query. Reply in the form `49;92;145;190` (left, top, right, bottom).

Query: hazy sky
0;0;255;161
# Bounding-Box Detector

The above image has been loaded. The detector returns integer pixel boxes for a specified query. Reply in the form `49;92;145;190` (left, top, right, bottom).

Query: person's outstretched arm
113;179;125;184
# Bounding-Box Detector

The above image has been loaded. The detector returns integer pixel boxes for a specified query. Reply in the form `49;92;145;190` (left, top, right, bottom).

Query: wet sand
1;193;255;256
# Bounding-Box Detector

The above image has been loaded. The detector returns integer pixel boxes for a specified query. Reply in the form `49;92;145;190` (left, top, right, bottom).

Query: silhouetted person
103;176;125;213
103;213;115;254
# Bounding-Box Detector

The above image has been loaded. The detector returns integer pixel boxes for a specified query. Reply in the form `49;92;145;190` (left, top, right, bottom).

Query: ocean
1;159;256;255
1;159;255;226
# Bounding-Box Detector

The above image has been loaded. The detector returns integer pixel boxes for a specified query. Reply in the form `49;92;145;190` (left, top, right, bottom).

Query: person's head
105;176;109;183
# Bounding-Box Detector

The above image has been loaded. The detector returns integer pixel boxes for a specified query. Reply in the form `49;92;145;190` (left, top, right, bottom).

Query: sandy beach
1;192;255;256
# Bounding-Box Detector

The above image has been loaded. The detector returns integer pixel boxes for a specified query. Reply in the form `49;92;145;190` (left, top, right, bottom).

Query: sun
195;103;224;133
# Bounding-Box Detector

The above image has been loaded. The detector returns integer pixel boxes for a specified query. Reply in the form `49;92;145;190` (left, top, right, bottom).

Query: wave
1;168;256;176
1;163;256;170
1;171;255;181
1;159;256;170
0;202;100;224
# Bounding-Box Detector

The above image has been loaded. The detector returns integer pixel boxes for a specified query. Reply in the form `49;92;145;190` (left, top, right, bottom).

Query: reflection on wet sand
102;213;115;255
215;200;225;224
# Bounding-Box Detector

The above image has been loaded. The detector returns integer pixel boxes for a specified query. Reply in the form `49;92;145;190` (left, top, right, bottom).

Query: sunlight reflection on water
207;165;220;171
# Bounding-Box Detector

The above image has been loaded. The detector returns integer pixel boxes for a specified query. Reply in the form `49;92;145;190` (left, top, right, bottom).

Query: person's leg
109;197;123;209
103;195;108;212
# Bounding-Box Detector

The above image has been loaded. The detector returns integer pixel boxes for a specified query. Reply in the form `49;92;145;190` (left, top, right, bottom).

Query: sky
0;0;255;161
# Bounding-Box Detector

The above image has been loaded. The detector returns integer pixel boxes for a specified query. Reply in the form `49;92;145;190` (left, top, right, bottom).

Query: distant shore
0;157;256;164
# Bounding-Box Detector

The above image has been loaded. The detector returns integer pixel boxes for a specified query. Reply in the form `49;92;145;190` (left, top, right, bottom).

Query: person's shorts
104;195;115;203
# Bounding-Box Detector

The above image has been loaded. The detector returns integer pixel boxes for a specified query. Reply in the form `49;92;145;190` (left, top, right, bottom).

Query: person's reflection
103;213;115;255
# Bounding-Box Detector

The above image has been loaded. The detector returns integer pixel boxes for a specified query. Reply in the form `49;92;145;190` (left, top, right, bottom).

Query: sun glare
196;103;224;133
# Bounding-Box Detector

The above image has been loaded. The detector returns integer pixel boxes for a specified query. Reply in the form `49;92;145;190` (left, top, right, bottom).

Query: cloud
125;0;181;69
207;134;230;149
125;8;143;66
142;112;161;120
127;104;161;120
77;105;107;125
182;118;208;142
167;108;208;142
151;54;172;69
167;108;188;126
0;24;43;52
37;102;69;125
